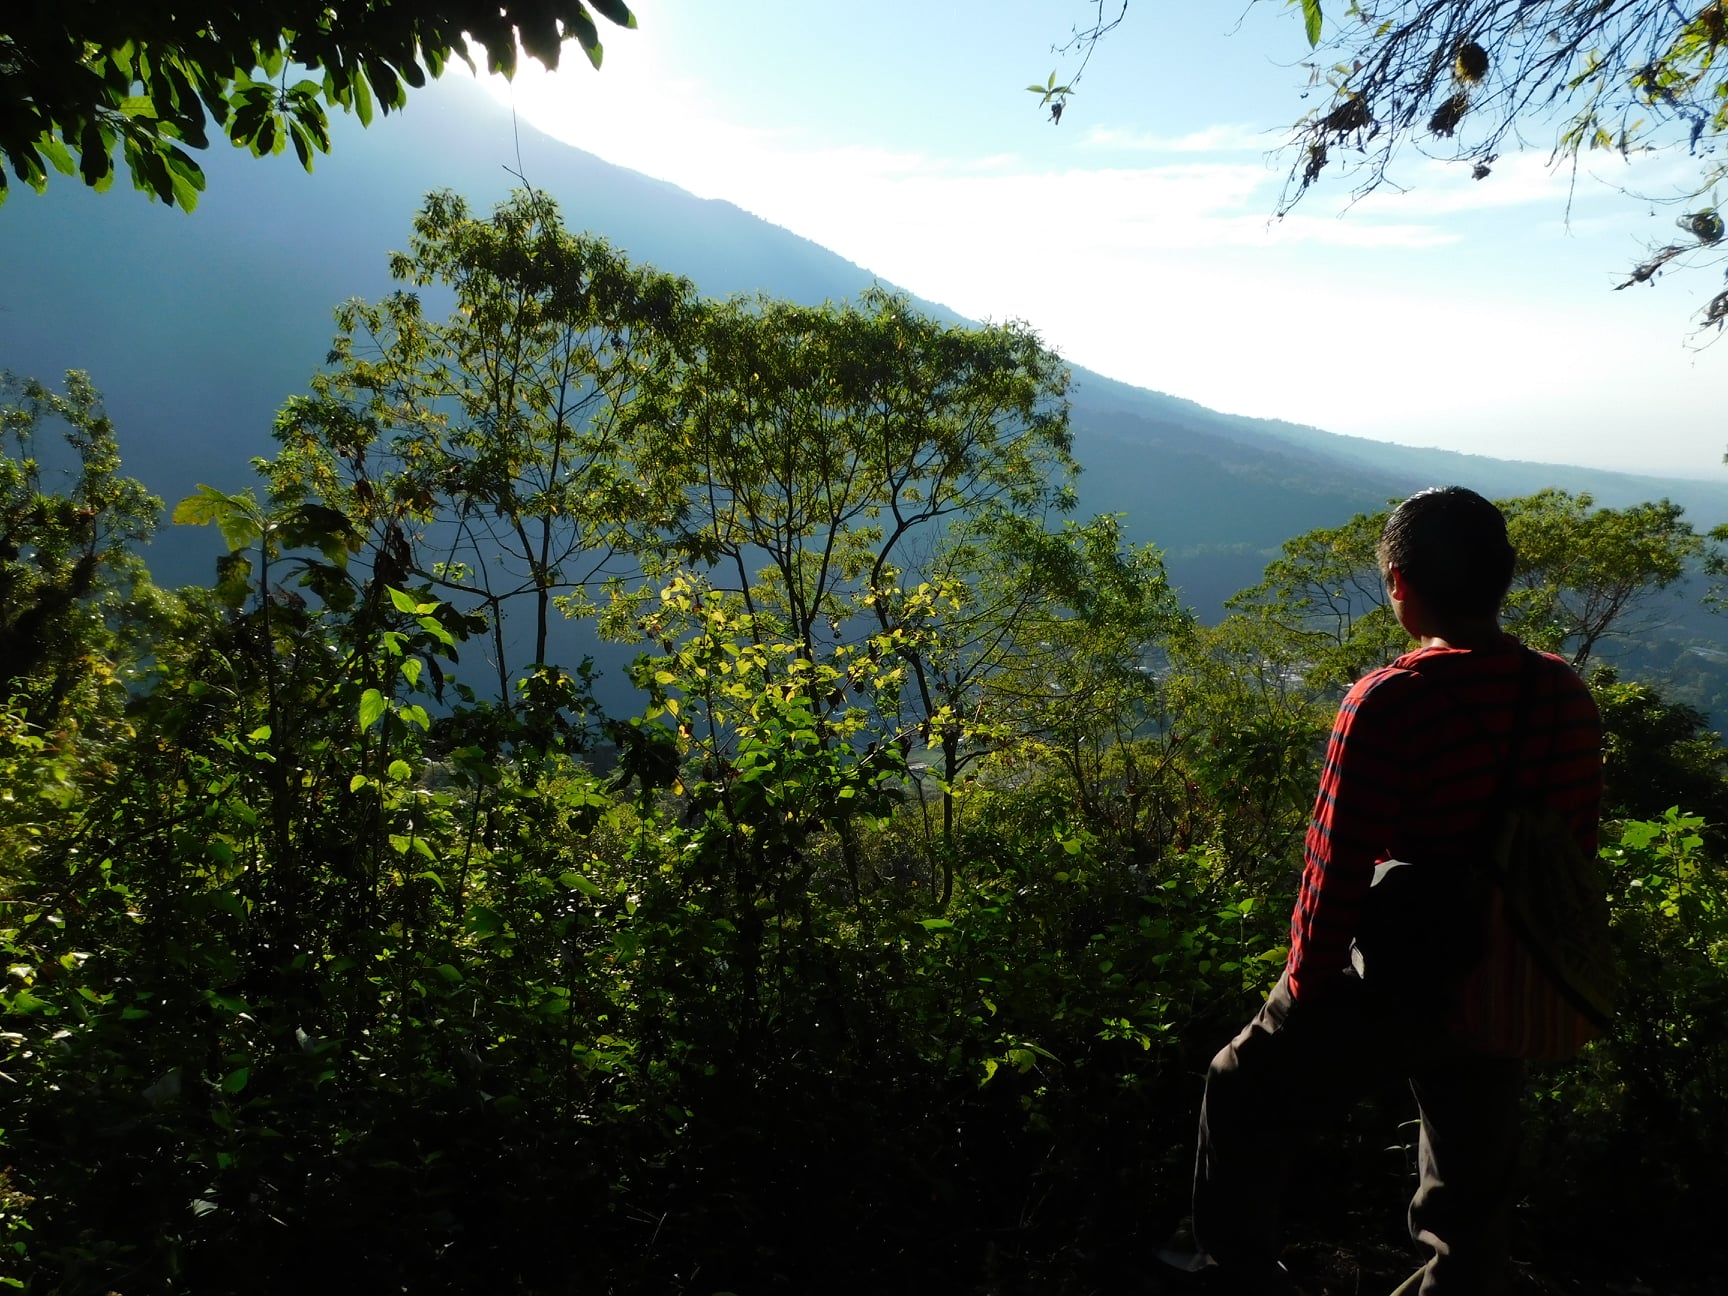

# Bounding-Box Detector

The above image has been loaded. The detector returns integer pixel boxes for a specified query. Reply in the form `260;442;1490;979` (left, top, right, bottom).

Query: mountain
3;73;1725;619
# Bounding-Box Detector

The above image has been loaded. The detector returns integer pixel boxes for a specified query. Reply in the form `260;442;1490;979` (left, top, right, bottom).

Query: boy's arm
1287;674;1408;1000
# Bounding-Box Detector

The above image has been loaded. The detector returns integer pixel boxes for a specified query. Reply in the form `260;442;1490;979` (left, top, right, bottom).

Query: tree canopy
0;0;635;211
5;345;1728;1293
1223;488;1714;682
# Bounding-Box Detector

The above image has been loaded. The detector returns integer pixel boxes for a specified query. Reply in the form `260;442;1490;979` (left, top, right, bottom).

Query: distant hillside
3;73;1725;621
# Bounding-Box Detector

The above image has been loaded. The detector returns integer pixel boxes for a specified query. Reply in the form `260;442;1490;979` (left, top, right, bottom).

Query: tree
915;511;1189;855
1221;506;1408;690
1161;610;1335;866
0;370;163;722
1224;489;1709;684
1502;489;1705;666
1589;665;1728;829
618;287;1194;900
0;0;635;212
1047;1;1728;327
630;286;1074;666
269;188;696;708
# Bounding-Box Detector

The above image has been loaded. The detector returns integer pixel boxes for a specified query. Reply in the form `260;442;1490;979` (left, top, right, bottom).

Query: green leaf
172;485;263;552
352;66;374;125
919;917;954;930
567;9;604;67
220;1067;250;1094
589;0;637;28
590;0;639;27
349;773;369;793
389;586;436;615
166;156;202;209
561;871;605;898
358;688;387;730
467;905;505;937
387;758;413;782
39;135;76;176
1301;0;1324;47
415;615;455;647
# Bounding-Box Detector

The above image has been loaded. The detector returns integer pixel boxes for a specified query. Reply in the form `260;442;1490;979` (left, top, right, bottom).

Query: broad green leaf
388;586;434;615
172;485;263;552
358;688;387;730
167;157;202;209
589;0;637;29
352;65;374;124
221;1067;250;1094
1301;0;1324;47
467;905;505;937
39;136;75;176
561;871;605;898
567;9;604;67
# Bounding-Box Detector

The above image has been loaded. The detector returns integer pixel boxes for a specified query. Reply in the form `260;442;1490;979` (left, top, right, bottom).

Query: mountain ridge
2;73;1723;616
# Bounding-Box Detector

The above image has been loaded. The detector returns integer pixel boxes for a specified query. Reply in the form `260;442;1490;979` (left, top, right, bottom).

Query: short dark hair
1377;486;1515;619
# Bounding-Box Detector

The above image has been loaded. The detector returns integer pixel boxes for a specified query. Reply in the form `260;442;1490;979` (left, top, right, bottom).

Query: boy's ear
1384;566;1413;602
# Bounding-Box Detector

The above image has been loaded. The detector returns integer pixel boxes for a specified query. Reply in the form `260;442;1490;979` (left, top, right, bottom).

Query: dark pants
1193;972;1523;1295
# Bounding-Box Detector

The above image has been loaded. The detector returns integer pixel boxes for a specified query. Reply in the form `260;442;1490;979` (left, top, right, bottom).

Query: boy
1164;487;1602;1295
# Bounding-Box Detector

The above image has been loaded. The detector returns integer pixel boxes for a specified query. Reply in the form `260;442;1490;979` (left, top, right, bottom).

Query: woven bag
1354;650;1613;1061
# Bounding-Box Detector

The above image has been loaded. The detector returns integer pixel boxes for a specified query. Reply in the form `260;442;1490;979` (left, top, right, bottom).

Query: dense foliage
0;0;635;211
3;199;1726;1293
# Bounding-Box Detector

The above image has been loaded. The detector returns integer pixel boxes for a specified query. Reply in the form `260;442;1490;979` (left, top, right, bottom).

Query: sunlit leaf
358;688;387;730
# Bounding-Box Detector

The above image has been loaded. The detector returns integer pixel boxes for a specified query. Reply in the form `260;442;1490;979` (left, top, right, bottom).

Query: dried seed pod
1303;141;1329;185
1429;91;1470;137
1679;210;1725;243
1706;288;1728;328
1454;41;1489;84
1322;94;1373;135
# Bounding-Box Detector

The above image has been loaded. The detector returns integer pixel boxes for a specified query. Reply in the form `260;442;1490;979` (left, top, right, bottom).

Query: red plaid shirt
1287;637;1603;1000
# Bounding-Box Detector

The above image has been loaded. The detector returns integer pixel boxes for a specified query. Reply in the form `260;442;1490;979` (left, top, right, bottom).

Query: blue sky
473;1;1721;477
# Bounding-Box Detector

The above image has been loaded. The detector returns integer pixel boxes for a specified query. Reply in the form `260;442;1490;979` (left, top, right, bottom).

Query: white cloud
1082;123;1276;153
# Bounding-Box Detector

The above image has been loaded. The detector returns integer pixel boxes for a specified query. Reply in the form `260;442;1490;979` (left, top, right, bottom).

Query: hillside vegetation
4;194;1727;1295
